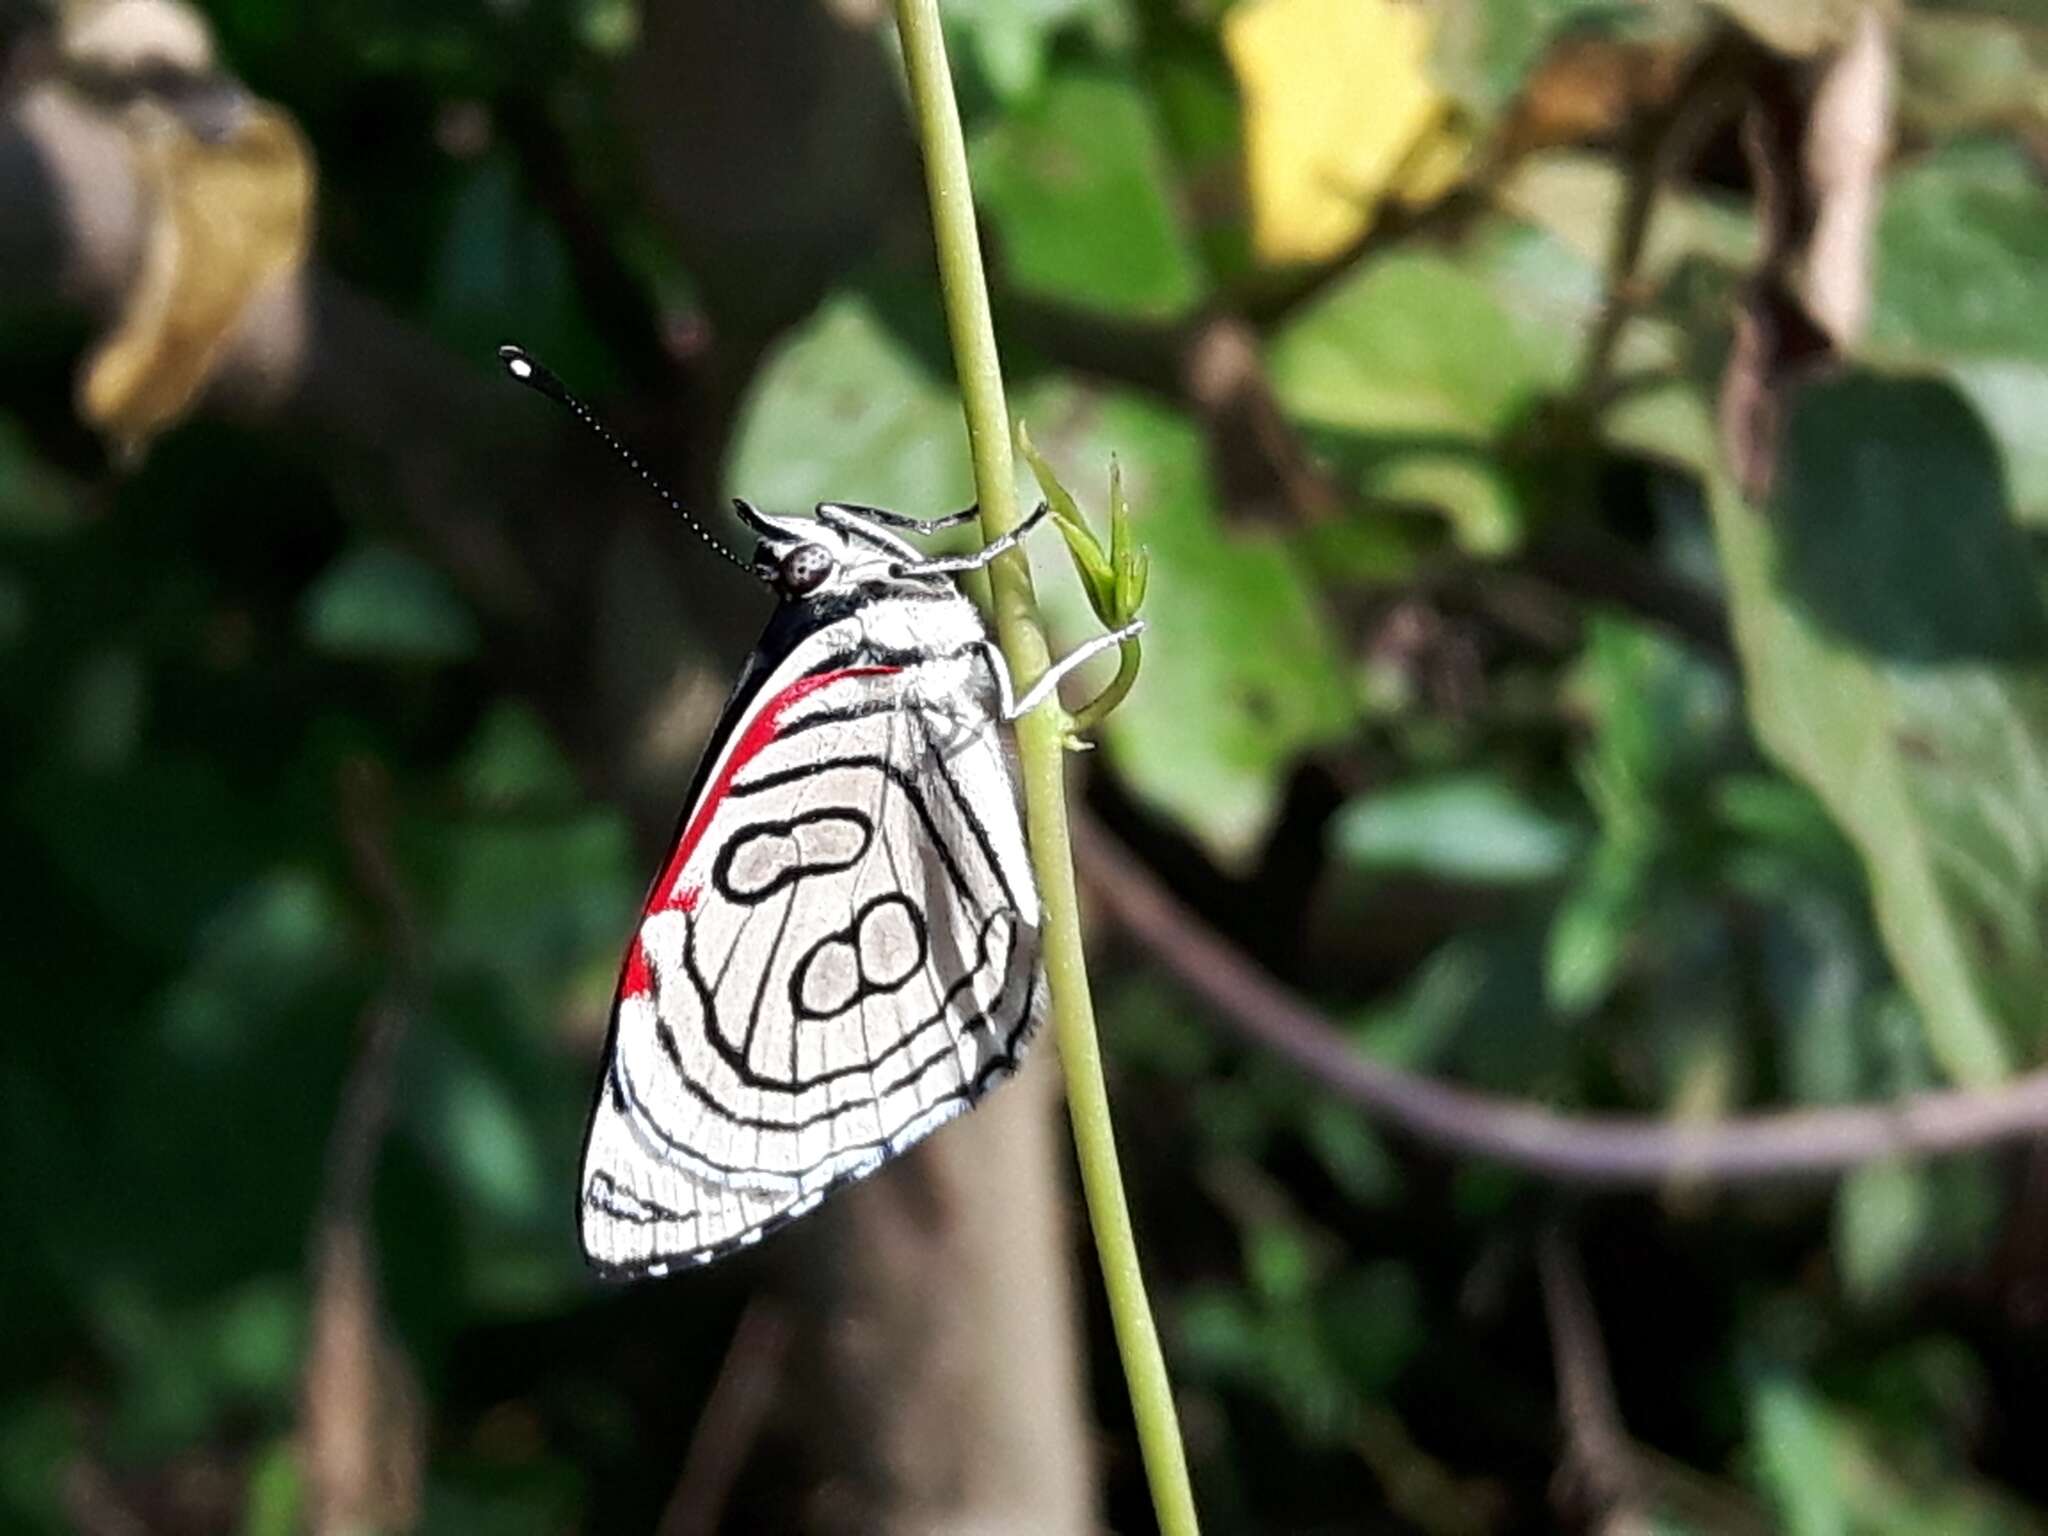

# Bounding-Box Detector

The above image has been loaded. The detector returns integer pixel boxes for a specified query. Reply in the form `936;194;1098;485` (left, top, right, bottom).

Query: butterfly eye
780;543;835;596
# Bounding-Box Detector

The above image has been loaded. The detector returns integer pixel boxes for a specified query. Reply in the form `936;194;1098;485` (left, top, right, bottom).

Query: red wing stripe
620;665;902;1000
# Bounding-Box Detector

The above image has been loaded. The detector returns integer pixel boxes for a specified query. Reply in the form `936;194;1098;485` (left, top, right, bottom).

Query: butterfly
500;346;1141;1277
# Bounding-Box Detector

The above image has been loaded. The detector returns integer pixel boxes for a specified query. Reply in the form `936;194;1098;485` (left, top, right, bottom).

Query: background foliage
6;0;2048;1531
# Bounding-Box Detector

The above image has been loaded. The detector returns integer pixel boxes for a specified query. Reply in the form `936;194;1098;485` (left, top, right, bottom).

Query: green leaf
1758;896;1875;1106
1660;373;2048;1084
402;1032;547;1227
725;289;976;517
1270;248;1566;439
237;1438;304;1536
971;66;1207;319
1318;1261;1420;1394
433;812;635;983
1018;423;1118;619
457;700;581;807
1499;150;1758;285
0;414;79;537
302;544;480;663
159;871;353;1061
0;568;26;652
92;1277;305;1458
430;155;600;378
1267;231;1597;550
1871;141;2048;362
944;0;1124;101
0;1399;78;1534
1545;834;1650;1016
1748;1376;1850;1536
1898;13;2047;140
576;0;638;55
1835;1160;1934;1309
1334;771;1580;884
1298;1100;1396;1206
1870;140;2048;524
1021;381;1354;865
58;647;146;773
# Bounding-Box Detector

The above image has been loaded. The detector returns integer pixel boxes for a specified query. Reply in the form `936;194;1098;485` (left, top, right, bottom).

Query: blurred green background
6;0;2048;1531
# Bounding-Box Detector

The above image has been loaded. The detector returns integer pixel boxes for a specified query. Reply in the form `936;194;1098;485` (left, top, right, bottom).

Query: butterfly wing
579;613;1044;1276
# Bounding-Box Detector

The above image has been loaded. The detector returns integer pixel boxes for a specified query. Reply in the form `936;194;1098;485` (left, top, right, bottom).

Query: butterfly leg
982;620;1146;721
886;502;1052;578
816;501;983;535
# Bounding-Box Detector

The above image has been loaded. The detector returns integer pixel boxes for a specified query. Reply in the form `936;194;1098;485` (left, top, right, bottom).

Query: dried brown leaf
78;98;313;458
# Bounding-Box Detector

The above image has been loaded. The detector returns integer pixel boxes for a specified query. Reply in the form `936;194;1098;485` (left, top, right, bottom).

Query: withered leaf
79;98;314;459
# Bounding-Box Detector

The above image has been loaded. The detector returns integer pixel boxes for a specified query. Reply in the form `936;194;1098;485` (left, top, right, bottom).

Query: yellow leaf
78;99;315;459
1223;0;1467;267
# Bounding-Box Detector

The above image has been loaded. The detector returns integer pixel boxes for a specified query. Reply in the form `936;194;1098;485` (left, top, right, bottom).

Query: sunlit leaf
1835;1160;1933;1309
1335;771;1580;885
972;67;1206;318
1748;1376;1850;1536
725;289;976;518
1267;231;1597;548
1223;0;1468;266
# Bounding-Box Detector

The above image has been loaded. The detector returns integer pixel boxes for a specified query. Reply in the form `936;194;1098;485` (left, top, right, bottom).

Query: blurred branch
1182;313;1347;527
1716;14;1894;500
1076;815;2048;1185
1510;532;1736;668
59;1459;151;1536
1577;38;1753;408
658;1300;793;1536
299;761;423;1536
1536;1227;1650;1536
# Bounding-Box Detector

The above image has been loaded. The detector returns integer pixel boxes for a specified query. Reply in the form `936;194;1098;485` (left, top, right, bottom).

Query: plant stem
891;5;1200;1533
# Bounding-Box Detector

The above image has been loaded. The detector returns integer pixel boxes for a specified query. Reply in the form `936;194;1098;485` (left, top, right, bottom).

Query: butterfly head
735;501;841;597
733;498;913;602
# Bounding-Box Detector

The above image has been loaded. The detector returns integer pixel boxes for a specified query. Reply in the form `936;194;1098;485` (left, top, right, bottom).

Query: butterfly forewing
579;590;1044;1276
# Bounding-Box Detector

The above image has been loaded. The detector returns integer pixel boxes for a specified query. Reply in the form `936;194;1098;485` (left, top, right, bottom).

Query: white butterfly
501;345;1138;1277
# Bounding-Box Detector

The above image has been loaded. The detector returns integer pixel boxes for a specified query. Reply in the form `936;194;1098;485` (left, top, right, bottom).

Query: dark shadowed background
6;0;2048;1532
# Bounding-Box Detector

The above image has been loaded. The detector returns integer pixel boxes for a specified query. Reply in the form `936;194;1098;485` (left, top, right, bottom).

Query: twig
1576;39;1752;408
1511;532;1735;668
1537;1226;1651;1536
890;5;1200;1532
657;1300;794;1536
1074;816;2048;1185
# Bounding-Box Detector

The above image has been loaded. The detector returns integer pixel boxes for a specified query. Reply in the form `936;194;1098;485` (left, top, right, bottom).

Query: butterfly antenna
497;344;760;580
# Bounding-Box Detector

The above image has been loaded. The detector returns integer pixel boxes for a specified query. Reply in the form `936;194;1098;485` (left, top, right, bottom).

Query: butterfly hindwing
579;594;1044;1276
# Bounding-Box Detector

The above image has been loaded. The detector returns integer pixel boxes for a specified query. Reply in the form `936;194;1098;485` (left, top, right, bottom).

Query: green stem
891;6;1200;1534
